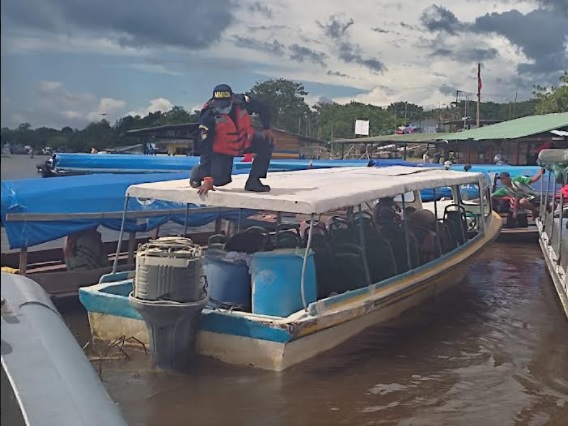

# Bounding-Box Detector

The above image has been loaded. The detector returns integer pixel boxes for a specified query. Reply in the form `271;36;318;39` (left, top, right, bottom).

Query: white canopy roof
126;166;484;215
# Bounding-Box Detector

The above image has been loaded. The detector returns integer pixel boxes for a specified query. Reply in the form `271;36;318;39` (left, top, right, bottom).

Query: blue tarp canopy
53;153;417;174
1;172;251;250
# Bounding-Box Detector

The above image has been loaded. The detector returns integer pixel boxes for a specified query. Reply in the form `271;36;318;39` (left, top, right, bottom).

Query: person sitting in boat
374;197;401;228
492;169;545;219
408;209;439;264
190;84;275;195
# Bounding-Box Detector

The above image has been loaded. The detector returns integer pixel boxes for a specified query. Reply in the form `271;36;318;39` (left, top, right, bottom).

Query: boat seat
274;224;302;249
308;233;340;299
225;227;272;253
329;216;357;245
353;215;398;282
436;221;457;254
274;232;301;248
333;243;369;293
381;226;420;272
207;234;227;250
443;204;468;246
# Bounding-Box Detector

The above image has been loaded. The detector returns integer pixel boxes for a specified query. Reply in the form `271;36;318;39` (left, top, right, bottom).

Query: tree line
1;72;566;154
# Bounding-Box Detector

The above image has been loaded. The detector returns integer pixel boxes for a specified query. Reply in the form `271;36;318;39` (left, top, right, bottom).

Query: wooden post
19;247;27;275
514;141;520;165
151;226;160;239
127;232;136;265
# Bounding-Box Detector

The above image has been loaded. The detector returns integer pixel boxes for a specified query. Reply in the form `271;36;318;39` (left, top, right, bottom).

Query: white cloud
1;0;560;128
1;81;128;128
128;63;182;76
86;97;127;122
37;80;63;92
127;97;174;117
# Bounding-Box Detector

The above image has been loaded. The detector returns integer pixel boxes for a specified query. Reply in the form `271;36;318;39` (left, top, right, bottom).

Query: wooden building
125;124;328;159
440;113;568;165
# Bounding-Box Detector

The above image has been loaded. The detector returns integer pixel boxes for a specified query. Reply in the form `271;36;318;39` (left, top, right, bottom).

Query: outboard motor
128;237;208;372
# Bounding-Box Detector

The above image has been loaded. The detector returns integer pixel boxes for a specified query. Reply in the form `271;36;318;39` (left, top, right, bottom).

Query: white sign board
354;120;370;136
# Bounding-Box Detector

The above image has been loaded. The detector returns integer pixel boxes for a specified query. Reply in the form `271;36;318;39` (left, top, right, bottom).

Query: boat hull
80;212;501;371
537;218;568;319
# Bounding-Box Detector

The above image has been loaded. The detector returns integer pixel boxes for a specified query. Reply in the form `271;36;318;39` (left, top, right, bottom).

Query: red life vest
212;104;253;156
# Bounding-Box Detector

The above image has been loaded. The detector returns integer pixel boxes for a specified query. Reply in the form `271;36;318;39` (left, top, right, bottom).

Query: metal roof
442;112;568;141
332;112;568;144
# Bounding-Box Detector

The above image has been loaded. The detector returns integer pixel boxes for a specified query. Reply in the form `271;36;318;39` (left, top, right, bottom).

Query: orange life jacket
212;104;253;156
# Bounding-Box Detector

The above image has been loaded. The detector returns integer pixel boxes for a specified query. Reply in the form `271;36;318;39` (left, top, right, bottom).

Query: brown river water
2;155;568;425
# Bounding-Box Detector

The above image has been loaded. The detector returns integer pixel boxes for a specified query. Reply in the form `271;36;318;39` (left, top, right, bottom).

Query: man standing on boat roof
190;84;275;195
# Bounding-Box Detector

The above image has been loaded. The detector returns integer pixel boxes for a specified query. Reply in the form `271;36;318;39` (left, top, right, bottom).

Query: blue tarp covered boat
5;157;551;250
52;153;417;175
1;172;250;250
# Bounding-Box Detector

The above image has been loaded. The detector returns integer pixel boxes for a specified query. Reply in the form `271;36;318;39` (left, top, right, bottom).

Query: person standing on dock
190;84;275;195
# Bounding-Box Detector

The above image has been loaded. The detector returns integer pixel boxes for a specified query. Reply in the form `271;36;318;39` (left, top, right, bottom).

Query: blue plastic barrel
204;250;251;309
250;248;317;317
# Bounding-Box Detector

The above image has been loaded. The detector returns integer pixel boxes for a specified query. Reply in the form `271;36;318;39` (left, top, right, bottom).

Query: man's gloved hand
197;177;215;196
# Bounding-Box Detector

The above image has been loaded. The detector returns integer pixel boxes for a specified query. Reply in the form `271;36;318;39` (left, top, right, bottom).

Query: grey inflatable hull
1;272;127;426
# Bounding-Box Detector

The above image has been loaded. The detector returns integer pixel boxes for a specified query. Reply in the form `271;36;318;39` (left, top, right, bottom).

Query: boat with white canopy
80;166;502;371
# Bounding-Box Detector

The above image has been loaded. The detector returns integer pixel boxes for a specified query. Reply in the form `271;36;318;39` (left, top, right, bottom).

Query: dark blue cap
212;84;233;108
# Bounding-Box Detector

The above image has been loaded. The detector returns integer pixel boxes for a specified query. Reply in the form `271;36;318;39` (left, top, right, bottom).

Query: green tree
533;71;568;114
314;101;394;140
248;79;311;132
386;102;424;122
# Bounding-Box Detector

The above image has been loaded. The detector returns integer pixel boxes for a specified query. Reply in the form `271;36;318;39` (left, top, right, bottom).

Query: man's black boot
245;178;270;192
189;166;202;188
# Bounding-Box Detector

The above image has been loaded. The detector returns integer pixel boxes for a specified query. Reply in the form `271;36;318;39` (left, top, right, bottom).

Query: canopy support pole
19;247;27;276
183;203;190;236
433;188;442;257
301;213;315;310
543;172;552;234
402;197;412;271
111;196;130;274
557;191;564;265
357;205;372;285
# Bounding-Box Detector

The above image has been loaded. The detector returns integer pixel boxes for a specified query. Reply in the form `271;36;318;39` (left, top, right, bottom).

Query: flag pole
476;63;481;128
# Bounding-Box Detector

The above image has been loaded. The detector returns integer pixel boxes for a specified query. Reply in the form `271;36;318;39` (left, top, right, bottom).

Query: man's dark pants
195;132;273;187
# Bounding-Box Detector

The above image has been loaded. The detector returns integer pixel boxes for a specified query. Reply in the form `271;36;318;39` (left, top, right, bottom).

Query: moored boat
1;272;127;425
80;166;502;371
535;149;567;318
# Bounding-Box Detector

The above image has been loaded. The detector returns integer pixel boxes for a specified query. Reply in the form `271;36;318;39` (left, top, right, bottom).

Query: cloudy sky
1;0;567;129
